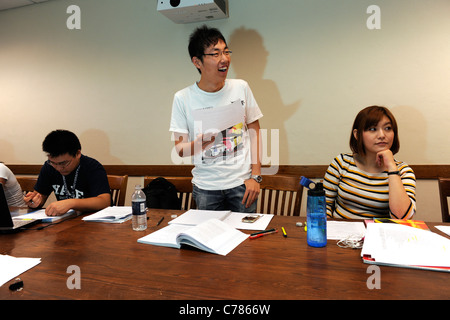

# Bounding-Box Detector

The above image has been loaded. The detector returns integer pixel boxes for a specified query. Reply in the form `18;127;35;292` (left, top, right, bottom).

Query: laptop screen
0;183;14;227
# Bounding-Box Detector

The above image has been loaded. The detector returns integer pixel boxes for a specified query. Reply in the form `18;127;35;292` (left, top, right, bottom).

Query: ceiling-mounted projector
157;0;228;24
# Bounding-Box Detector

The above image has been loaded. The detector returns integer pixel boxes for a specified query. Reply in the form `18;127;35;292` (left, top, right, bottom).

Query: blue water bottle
306;181;327;247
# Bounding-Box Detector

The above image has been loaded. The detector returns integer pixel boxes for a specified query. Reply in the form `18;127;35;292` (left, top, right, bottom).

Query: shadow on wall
0;140;20;163
229;27;301;165
79;129;124;165
390;105;429;164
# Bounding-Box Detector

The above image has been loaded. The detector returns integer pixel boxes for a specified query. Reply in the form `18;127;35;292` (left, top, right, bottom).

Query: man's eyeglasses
203;50;232;58
47;158;73;168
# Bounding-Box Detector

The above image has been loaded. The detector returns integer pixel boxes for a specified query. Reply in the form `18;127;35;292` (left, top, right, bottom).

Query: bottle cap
300;176;315;189
307;182;325;196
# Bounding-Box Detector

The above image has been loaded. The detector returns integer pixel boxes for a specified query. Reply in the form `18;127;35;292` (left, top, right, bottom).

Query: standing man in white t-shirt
170;25;263;213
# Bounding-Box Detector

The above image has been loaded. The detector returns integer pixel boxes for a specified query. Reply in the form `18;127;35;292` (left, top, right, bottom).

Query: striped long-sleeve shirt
323;153;416;220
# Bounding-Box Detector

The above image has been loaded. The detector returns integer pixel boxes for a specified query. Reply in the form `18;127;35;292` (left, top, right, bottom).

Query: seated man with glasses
170;25;263;213
24;130;111;216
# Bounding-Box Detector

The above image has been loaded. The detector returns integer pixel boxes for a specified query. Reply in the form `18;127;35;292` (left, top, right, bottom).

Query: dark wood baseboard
6;164;450;179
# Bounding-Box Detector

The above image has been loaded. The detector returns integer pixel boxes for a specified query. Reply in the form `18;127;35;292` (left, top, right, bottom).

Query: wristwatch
251;175;262;183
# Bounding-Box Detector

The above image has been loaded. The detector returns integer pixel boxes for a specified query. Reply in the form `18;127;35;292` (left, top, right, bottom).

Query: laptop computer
0;183;40;233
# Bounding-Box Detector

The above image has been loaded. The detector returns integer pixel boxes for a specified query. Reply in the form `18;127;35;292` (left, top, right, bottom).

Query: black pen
156;217;164;226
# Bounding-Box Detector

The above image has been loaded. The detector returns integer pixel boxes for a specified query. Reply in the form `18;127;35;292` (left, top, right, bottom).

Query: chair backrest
258;175;303;216
144;176;195;210
107;175;128;206
16;177;38;195
438;177;450;222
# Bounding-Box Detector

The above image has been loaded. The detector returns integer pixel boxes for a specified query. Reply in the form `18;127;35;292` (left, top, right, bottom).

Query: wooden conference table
1;209;450;301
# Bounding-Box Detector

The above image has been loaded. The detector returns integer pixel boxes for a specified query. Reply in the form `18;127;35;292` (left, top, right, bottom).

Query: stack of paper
361;223;450;272
82;206;132;223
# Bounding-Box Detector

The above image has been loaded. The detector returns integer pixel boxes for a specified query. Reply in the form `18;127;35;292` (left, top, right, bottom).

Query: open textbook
361;223;450;272
138;218;248;256
138;209;274;255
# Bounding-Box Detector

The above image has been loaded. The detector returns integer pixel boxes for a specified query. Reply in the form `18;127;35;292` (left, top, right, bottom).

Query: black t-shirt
35;154;111;201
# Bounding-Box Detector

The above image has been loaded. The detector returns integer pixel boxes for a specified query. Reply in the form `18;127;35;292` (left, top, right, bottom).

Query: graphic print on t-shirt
202;121;244;164
52;184;84;200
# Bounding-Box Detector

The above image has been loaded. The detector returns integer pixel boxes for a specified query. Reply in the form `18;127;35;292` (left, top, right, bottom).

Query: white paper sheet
191;100;245;135
13;209;75;222
326;221;366;240
435;225;450;237
169;209;273;230
0;255;41;287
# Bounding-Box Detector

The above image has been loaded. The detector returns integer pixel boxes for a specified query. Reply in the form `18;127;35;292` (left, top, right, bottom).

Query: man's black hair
42;130;81;157
188;25;227;73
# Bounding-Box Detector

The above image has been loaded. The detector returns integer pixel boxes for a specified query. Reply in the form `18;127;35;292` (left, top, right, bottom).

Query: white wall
1;0;449;220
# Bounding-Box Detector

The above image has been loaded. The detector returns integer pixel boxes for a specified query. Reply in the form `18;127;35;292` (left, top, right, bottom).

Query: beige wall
1;0;449;221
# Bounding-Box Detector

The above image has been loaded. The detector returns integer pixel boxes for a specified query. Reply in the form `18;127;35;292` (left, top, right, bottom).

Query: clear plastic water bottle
306;181;327;247
132;184;147;231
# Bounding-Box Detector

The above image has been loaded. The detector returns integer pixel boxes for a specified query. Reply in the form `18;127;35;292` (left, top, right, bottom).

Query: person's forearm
70;194;111;212
44;194;111;216
247;120;261;174
388;175;412;218
175;133;216;157
175;140;195;157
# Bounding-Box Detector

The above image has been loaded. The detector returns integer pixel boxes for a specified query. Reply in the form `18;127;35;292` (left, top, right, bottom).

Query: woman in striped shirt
324;106;416;220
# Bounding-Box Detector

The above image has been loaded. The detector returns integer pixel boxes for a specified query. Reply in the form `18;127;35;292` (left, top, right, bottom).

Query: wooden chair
108;175;128;206
144;176;195;210
258;175;303;216
438;177;450;222
16;176;38;195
